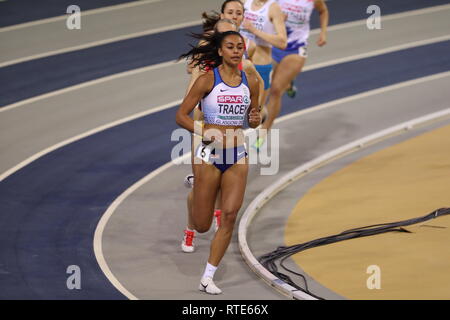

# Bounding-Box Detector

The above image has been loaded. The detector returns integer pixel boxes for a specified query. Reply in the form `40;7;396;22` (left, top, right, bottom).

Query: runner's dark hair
179;31;244;70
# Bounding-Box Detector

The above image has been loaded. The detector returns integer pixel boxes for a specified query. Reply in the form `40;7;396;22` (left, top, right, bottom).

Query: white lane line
0;60;184;113
309;3;450;35
1;3;449;68
275;71;450;124
0;20;200;68
2;34;448;114
1;63;449;184
93;160;175;301
303;35;450;71
0;0;163;32
92;71;450;300
238;107;450;300
0;99;182;182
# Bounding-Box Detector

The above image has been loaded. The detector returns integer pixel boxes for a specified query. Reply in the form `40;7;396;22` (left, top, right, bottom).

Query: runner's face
216;21;237;33
219;34;245;66
221;2;244;27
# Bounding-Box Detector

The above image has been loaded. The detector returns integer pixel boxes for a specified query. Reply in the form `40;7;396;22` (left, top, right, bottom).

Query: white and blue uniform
272;0;314;63
201;68;251;126
240;0;277;90
196;68;250;172
240;0;277;48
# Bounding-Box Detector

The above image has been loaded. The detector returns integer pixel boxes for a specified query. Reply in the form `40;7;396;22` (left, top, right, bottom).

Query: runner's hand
248;108;261;127
317;32;327;47
243;19;256;34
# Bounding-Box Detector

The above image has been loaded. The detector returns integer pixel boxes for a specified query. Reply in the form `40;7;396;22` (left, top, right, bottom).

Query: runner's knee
195;221;211;234
221;208;239;227
270;81;284;97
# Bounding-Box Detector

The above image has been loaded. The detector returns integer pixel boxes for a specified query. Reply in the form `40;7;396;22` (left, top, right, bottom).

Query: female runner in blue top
177;31;261;294
181;1;266;255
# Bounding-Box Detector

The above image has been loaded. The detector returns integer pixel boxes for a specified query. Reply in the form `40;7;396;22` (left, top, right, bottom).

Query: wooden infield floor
285;123;450;299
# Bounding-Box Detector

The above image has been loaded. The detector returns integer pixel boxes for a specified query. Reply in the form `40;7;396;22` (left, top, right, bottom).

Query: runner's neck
253;0;268;10
219;64;241;81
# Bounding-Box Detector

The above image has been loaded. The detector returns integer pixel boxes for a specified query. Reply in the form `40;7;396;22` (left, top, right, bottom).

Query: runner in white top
240;0;287;111
177;31;260;294
240;0;276;48
254;0;328;149
181;1;266;256
279;0;317;51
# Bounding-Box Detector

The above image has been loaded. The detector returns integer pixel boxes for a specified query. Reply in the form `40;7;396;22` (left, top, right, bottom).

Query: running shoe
199;277;222;295
286;81;297;98
252;137;266;151
184;174;194;189
181;229;195;253
214;210;221;232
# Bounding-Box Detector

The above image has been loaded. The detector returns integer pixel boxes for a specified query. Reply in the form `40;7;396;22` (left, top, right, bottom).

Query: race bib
299;46;308;58
195;144;213;163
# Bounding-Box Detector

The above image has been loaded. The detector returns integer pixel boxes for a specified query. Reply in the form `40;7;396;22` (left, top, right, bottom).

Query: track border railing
238;108;450;300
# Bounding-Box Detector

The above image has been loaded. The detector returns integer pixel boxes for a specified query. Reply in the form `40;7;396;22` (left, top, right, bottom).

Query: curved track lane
2;0;449;107
1;40;449;298
1;0;450;299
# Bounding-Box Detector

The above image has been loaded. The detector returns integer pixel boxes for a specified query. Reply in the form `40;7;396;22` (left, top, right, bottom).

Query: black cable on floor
258;207;450;300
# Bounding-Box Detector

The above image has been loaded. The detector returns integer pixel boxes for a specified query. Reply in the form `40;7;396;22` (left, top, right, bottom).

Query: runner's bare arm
243;59;265;106
315;0;329;47
247;73;261;128
176;73;213;133
242;2;287;50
